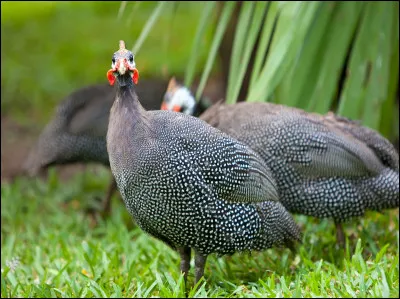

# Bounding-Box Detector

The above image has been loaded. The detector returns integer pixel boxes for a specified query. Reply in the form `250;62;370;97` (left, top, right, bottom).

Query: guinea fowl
23;79;169;216
162;86;399;247
161;77;211;117
106;40;301;284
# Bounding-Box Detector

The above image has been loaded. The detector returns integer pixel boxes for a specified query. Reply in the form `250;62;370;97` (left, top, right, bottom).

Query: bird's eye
112;57;116;64
129;54;133;63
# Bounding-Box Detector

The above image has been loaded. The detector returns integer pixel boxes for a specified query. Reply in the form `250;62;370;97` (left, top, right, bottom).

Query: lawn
1;167;399;298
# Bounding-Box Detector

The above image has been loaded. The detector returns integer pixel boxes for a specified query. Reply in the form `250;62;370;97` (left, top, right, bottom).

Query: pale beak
117;58;127;75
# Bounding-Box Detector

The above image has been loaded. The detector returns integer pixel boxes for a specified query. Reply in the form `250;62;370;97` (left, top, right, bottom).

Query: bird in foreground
161;84;399;247
23;79;169;217
106;40;301;285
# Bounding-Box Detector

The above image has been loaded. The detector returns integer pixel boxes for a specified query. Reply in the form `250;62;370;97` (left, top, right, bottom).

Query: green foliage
184;1;216;89
191;1;398;141
1;169;399;298
195;1;235;101
1;2;212;125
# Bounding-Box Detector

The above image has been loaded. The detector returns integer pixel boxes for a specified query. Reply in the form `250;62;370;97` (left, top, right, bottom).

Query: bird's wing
323;113;399;171
261;114;386;178
66;86;115;137
169;115;280;204
218;139;280;203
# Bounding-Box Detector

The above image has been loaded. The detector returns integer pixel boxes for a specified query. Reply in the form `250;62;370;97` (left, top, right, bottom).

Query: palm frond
131;1;168;55
226;1;268;105
184;1;216;89
195;1;235;100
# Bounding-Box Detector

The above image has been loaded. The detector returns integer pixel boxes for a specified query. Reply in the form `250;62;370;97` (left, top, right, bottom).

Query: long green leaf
195;1;235;100
247;1;302;102
131;1;168;54
226;1;255;103
126;1;142;27
307;1;364;114
162;1;180;65
117;1;128;21
361;2;394;130
279;2;335;108
379;2;399;139
337;1;393;127
117;1;127;21
227;1;268;104
337;2;374;119
249;1;280;90
184;1;216;88
247;2;318;103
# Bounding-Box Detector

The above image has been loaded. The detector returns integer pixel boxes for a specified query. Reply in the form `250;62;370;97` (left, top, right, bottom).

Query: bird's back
199;101;399;219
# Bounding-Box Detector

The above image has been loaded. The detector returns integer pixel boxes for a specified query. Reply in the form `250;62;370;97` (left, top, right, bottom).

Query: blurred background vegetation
1;1;214;125
2;1;399;142
2;1;398;138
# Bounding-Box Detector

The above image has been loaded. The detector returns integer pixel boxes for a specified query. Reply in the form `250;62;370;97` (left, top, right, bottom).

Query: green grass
1;1;213;125
1;168;399;298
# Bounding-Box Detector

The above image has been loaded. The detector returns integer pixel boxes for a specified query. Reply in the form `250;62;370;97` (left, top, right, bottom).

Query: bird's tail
364;168;399;211
257;201;302;251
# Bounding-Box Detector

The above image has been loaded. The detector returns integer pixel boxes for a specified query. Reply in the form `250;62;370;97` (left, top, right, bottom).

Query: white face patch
128;59;136;69
168;87;196;115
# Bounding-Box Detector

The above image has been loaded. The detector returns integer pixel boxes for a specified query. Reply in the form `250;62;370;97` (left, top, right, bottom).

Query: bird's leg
101;177;118;218
335;222;346;248
178;247;191;284
178;246;191;297
194;250;208;285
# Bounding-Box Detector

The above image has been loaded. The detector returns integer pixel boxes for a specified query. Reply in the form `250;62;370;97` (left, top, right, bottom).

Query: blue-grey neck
116;73;133;87
114;73;148;122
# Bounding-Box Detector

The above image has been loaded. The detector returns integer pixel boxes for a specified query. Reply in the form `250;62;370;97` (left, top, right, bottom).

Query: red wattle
161;102;168;110
107;69;116;86
172;105;181;112
132;68;139;85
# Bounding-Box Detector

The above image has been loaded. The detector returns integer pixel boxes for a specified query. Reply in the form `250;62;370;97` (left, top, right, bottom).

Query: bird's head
107;40;139;87
160;77;197;115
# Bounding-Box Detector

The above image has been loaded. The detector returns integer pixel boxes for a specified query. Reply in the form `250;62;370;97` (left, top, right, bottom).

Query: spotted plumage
199;101;399;243
106;41;301;284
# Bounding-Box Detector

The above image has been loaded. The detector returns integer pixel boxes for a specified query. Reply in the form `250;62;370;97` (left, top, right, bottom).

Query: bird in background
160;79;399;248
23;79;169;220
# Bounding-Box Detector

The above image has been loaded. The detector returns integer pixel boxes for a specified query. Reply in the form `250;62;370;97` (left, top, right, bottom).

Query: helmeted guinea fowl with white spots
106;40;301;285
161;84;399;247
